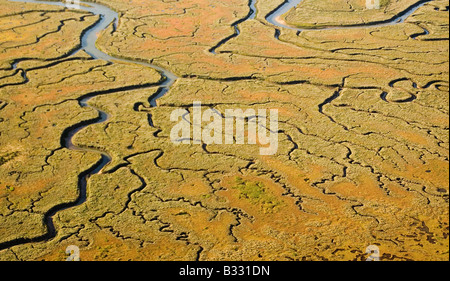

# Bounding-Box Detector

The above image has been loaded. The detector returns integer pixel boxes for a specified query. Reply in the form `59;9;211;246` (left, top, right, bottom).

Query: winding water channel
266;0;433;31
1;0;435;251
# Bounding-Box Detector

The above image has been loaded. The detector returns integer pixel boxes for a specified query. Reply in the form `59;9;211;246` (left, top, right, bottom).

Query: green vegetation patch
233;177;282;213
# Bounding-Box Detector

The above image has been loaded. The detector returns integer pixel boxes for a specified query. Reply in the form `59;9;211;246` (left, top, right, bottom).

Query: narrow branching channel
266;0;434;32
0;0;440;253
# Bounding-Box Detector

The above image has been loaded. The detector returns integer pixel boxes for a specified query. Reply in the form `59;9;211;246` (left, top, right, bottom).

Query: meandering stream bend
0;0;435;251
266;0;434;31
210;0;433;53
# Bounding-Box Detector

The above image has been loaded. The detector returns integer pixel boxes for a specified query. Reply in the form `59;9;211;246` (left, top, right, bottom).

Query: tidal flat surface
0;0;448;261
